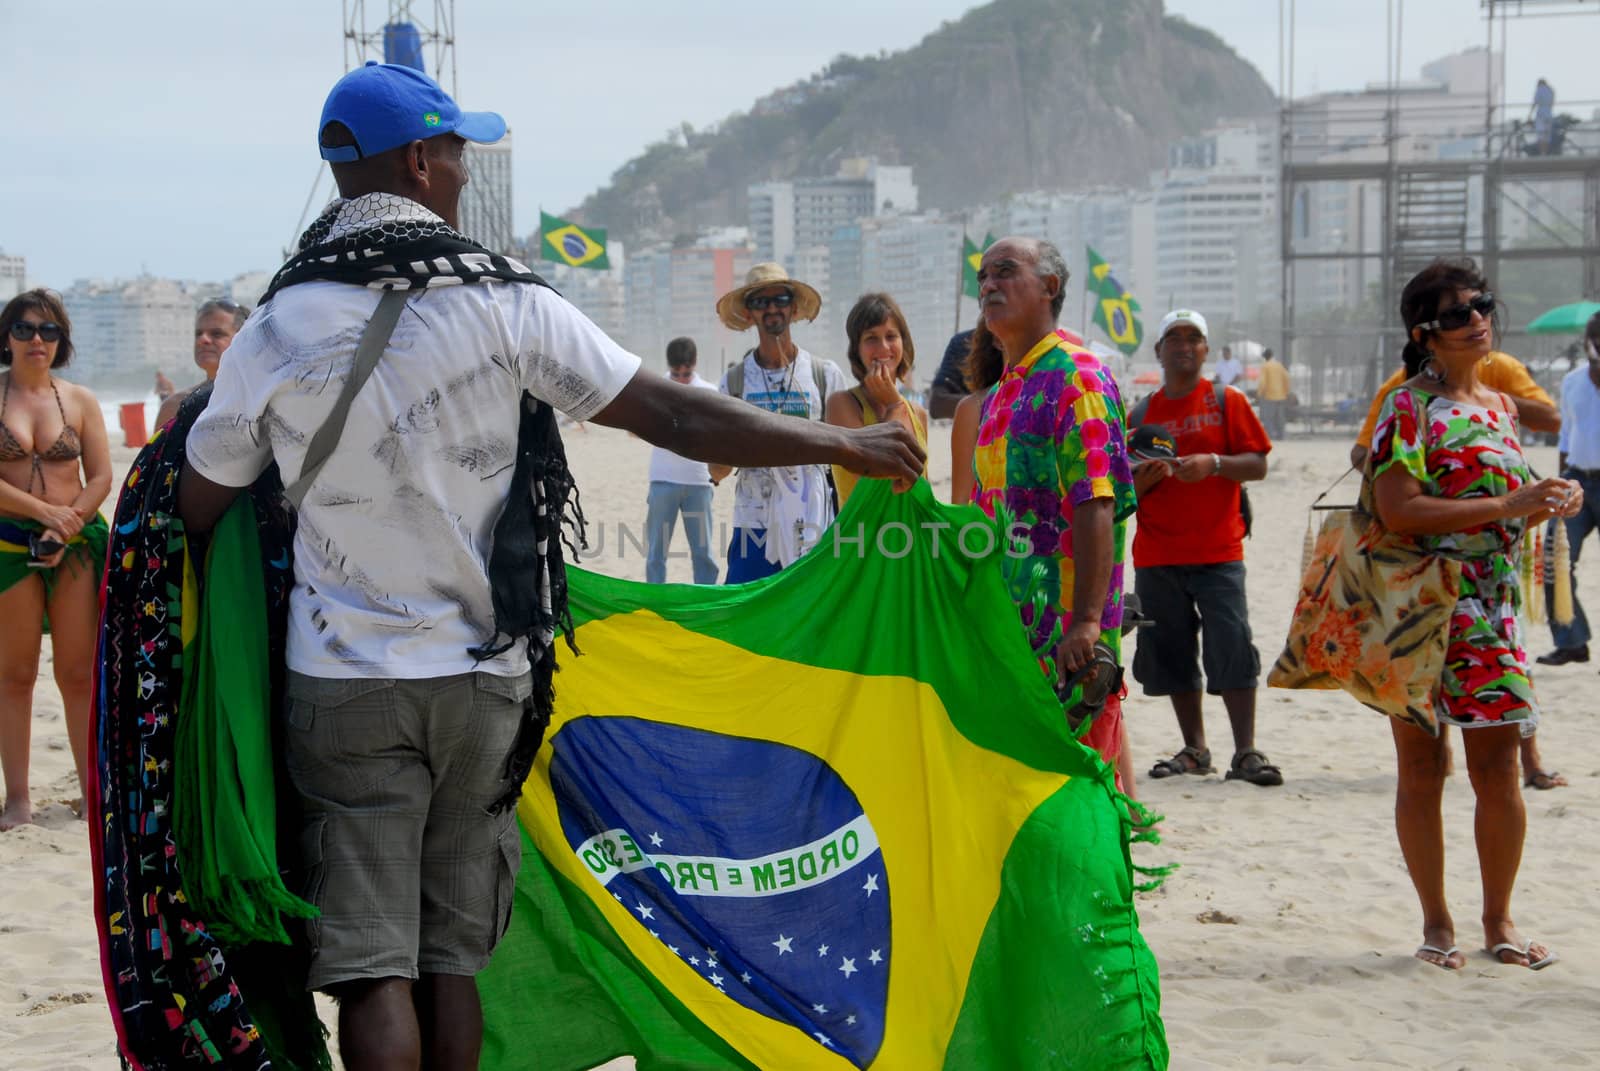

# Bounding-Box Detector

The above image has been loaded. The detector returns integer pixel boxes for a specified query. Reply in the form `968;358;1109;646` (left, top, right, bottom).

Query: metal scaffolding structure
1277;0;1600;401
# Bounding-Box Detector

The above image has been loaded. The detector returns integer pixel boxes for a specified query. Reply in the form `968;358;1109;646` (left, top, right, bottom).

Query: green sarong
0;513;109;629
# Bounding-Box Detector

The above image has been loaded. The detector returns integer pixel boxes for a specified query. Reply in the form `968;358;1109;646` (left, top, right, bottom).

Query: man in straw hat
710;263;849;583
173;62;923;1070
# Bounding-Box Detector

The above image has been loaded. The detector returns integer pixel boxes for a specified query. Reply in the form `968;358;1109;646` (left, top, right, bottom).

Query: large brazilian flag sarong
480;479;1167;1070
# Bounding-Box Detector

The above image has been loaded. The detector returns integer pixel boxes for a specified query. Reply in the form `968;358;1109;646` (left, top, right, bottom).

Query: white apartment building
0;251;24;302
749;161;917;267
461;135;515;254
62;277;196;382
855;215;964;382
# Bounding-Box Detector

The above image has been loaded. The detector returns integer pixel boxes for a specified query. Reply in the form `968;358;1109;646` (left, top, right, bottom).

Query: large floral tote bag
1267;477;1461;736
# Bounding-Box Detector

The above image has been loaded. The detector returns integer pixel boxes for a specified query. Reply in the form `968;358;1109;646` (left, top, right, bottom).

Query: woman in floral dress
1371;258;1582;971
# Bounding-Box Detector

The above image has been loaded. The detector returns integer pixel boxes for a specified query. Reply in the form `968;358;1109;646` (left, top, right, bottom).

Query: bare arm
824;389;864;430
1170;451;1268;483
1511;395;1560;434
70;386;114;518
1057;497;1115;674
1373;465;1579;536
591;368;923;482
177;462;245;537
949;392;982;505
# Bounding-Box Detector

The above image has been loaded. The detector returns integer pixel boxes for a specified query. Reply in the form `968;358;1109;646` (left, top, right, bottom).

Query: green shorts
283;670;532;991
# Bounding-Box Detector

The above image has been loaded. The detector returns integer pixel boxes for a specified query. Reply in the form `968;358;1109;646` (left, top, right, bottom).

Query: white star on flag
705;948;718;966
868;949;883;965
688;955;700;966
741;972;752;984
709;972;724;987
612;893;623;902
846;1014;857;1026
635;903;654;920
649;930;659;938
812;1002;829;1014
838;956;857;977
648;832;664;847
773;934;793;955
862;873;879;897
813;1033;833;1047
669;945;680;955
817;943;830;957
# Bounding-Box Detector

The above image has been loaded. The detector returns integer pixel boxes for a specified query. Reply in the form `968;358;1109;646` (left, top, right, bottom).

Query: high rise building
749;161;918;266
856;215;964;385
62;277;196;382
0;251;24;302
461;134;515;254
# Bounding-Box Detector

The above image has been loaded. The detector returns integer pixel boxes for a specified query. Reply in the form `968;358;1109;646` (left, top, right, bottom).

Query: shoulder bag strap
810;359;830;418
283;288;408;511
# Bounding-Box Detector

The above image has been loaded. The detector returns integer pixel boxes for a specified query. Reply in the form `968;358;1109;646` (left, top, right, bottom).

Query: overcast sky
6;0;1597;287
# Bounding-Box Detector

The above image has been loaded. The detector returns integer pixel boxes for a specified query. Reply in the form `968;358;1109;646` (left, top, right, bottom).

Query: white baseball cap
1157;308;1209;343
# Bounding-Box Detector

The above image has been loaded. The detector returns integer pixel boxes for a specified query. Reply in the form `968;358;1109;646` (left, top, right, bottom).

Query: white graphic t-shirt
187;280;640;679
719;349;847;537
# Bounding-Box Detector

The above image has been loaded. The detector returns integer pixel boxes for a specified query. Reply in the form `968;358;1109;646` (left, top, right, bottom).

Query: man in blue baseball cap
172;60;923;1071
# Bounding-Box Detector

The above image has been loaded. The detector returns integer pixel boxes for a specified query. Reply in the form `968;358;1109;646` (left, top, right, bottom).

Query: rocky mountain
572;0;1277;245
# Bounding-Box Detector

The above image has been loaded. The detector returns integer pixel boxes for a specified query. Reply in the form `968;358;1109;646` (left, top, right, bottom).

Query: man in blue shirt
1539;311;1600;671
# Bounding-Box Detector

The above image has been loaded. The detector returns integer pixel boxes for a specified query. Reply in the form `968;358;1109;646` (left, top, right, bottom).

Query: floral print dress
1370;387;1538;731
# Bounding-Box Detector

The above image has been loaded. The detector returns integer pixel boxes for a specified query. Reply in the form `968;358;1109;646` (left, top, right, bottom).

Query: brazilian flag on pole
1087;246;1143;355
541;210;611;270
479;480;1169;1070
961;232;996;299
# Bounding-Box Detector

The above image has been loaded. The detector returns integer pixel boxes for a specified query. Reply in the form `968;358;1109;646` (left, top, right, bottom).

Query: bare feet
1;797;33;831
1524;769;1568;790
1415;927;1465;970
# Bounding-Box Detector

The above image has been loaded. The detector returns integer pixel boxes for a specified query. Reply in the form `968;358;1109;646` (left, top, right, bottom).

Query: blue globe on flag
550;717;892;1065
562;233;589;260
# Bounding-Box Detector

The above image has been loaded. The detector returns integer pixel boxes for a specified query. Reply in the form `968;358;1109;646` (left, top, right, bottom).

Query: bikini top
0;373;82;495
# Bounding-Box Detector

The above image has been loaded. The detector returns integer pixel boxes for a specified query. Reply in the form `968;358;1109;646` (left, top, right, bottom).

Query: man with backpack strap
1127;308;1283;787
709;263;849;583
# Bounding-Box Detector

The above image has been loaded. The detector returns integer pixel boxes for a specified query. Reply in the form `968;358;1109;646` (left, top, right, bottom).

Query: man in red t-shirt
1128;309;1283;786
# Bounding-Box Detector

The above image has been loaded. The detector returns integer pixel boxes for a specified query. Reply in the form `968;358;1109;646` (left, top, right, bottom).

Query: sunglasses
9;321;62;343
1420;293;1495;333
744;292;794;311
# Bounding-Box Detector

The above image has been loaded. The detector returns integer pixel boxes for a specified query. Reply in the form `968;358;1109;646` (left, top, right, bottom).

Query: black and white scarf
263;194;582;808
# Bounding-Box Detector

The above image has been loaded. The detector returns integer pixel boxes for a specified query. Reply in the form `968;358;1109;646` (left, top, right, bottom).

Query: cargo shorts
283;670;532;991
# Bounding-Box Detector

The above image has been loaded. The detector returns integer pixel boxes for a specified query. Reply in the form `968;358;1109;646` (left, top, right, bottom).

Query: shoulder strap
810;359;829;417
1128;394;1150;428
283;288;407;511
726;356;745;400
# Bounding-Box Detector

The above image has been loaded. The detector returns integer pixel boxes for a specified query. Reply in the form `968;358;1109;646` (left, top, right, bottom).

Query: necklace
752;350;799;415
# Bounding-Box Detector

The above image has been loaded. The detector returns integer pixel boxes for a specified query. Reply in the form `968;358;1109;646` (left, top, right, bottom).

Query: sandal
1524;770;1567;790
1225;748;1284;787
1149;746;1214;779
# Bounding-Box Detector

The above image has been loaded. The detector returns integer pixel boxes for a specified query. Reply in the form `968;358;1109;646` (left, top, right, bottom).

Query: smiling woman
0;288;113;831
824;293;929;507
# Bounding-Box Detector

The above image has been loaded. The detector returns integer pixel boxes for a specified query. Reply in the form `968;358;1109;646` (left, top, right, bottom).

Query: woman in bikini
0;289;112;829
824;293;929;504
1371;259;1580;971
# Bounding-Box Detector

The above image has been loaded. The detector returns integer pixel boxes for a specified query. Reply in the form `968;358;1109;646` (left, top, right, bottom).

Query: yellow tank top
832;386;929;507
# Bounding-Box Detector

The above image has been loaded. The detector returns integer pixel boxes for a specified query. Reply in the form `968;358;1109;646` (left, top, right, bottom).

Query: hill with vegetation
570;0;1276;245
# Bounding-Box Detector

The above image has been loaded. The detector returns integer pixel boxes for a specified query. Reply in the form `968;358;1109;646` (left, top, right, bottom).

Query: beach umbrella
1133;369;1161;385
1526;301;1600;334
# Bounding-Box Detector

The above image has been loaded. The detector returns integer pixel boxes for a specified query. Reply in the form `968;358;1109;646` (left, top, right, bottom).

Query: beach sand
4;428;1597;1069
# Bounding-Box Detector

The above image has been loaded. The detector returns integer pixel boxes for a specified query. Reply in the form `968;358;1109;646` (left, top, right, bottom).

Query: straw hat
715;263;822;331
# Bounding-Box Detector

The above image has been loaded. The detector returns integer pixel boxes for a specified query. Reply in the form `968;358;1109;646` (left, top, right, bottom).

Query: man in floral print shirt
970;236;1137;782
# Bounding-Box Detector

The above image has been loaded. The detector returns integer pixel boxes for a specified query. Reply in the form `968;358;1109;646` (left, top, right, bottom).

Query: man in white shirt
645;337;720;584
708;263;849;583
1539;310;1600;671
176;63;921;1071
1212;344;1242;387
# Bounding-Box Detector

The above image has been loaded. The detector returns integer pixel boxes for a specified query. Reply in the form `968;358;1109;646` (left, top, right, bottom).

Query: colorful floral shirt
972;332;1136;665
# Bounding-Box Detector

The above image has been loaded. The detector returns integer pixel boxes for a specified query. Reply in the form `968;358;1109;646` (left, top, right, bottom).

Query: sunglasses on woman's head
1420;293;1495;333
744;292;794;311
9;321;62;343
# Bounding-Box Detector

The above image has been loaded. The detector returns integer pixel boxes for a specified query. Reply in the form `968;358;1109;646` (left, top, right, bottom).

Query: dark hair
963;317;1005;391
197;297;249;331
665;336;697;368
1587;310;1600;345
1;289;74;368
1399;257;1494;377
845;292;915;382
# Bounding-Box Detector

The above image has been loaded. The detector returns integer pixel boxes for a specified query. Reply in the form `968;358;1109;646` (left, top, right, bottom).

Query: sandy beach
4;425;1597;1070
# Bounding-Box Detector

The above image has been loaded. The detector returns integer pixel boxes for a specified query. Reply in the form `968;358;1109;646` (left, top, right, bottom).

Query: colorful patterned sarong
0;513;109;610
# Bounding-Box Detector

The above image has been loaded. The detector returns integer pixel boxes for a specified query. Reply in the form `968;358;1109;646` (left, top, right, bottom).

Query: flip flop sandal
1149;746;1214;779
1225;748;1284;787
1415;944;1462;970
1487;941;1559;970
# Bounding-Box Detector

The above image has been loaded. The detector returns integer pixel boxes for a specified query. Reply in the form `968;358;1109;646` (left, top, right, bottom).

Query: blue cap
318;61;506;162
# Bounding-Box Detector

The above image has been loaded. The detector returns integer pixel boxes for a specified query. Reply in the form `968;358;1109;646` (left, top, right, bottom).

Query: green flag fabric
962;235;983;298
480;479;1167;1070
1087;246;1144;356
541;210;611;270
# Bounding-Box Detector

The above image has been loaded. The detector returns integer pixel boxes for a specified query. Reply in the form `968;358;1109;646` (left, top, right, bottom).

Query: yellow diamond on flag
1099;296;1141;348
545;224;606;268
